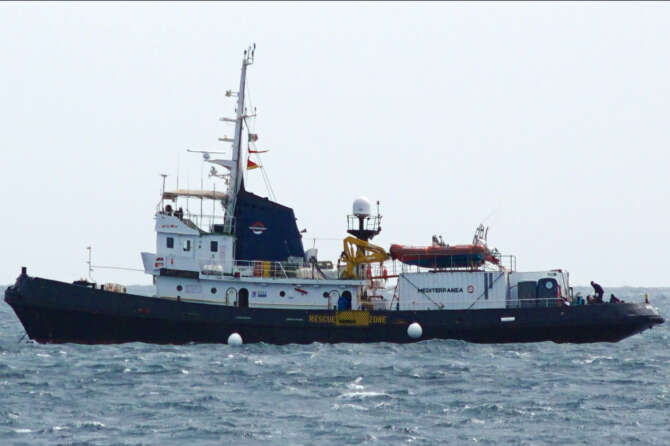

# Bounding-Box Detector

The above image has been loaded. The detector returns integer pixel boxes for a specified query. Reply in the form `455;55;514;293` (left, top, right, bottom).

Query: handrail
363;259;511;280
354;296;573;312
384;253;516;273
182;211;235;234
199;259;345;281
278;262;288;278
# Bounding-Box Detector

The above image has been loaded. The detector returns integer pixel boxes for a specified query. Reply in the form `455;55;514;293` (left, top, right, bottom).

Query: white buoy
407;322;422;339
227;332;243;346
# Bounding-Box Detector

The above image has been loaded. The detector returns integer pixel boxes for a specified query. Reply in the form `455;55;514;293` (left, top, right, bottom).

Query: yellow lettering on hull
308;312;387;326
308;314;336;324
370;315;387;324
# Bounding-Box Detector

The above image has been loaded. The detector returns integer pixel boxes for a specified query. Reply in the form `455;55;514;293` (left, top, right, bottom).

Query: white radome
227;332;243;346
407;322;423;339
353;197;371;217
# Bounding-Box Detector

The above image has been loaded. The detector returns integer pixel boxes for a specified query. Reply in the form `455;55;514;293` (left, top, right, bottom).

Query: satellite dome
353;197;371;217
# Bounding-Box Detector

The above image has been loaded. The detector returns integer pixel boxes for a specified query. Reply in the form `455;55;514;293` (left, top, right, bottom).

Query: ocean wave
0;294;668;445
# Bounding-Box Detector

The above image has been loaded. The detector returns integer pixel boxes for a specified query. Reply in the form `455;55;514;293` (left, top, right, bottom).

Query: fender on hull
4;274;664;345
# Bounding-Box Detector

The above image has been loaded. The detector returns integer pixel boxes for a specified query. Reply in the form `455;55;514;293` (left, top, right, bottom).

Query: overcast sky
2;2;669;287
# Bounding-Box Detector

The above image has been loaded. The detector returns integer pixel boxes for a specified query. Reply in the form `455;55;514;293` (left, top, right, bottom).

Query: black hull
4;273;665;345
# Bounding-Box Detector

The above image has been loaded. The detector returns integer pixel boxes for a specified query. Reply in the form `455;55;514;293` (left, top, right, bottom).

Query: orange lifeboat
389;243;499;268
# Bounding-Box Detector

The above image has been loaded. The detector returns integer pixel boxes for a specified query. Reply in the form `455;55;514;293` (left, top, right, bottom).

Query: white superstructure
136;46;574;314
142;211;363;310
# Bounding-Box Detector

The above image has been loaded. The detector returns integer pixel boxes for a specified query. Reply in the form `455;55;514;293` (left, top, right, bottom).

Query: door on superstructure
238;288;249;308
518;281;537;308
226;287;237;306
537;278;559;307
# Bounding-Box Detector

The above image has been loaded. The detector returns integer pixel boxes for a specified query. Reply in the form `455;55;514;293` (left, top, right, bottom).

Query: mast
226;44;255;218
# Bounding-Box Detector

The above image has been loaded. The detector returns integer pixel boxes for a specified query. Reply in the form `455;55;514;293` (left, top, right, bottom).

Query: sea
1;285;668;446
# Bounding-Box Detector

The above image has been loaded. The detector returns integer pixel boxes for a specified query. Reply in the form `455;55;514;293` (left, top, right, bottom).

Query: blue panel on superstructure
233;186;305;262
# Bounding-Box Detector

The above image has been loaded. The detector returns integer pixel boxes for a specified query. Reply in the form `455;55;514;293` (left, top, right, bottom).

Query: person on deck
591;281;604;300
587;294;603;304
609;294;621;304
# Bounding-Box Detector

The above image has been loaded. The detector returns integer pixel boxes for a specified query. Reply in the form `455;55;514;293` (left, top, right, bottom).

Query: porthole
280;291;286;297
211;287;217;294
323;291;329;298
176;285;183;292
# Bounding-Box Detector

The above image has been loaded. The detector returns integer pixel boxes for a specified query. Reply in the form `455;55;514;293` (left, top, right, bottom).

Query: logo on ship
249;221;267;235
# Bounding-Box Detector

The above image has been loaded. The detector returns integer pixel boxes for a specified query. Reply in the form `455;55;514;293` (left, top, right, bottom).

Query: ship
4;46;664;345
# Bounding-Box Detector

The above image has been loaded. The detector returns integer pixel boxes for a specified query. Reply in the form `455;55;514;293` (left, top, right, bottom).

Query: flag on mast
247;159;261;170
248;133;259;142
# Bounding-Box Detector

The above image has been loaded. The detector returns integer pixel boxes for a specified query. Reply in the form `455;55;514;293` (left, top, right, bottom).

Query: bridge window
183;239;191;251
166;237;174;249
210;241;218;252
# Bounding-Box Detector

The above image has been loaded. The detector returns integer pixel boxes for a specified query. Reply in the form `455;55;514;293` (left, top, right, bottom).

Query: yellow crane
339;236;390;279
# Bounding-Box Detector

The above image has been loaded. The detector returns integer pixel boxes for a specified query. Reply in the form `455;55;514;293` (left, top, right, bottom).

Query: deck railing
200;259;341;280
199;254;515;283
182;211;235;234
389;296;571;311
363;256;513;280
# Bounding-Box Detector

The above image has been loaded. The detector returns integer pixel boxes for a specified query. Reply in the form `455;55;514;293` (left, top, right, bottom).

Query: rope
257;152;277;201
243;114;277;202
91;265;144;272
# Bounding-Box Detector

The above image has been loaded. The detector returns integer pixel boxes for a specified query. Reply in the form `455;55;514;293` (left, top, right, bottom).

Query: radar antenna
347;197;382;242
